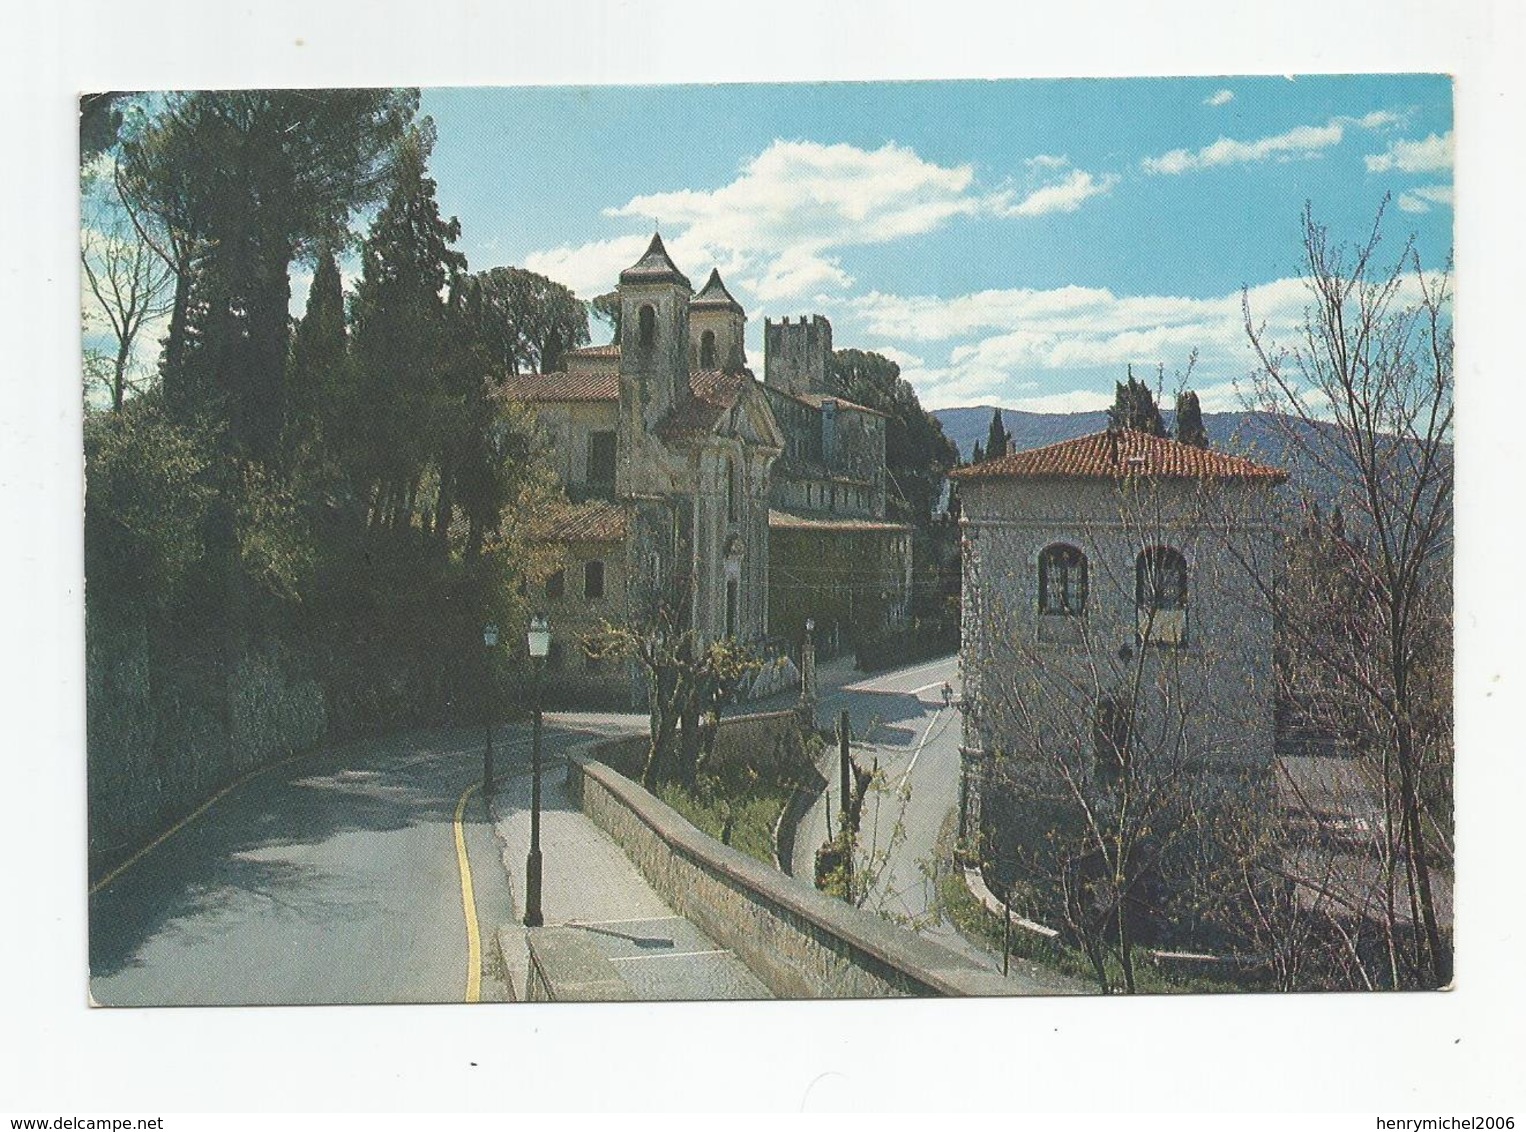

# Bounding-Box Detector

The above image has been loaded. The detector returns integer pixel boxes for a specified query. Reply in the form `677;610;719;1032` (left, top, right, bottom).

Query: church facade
501;235;782;705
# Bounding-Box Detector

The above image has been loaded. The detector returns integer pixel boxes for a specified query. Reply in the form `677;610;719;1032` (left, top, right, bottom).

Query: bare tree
1241;199;1453;988
81;186;173;412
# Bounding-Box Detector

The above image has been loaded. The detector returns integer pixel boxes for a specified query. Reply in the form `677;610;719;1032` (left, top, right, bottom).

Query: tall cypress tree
1108;368;1168;437
350;121;468;532
1174;389;1209;448
984;407;1010;461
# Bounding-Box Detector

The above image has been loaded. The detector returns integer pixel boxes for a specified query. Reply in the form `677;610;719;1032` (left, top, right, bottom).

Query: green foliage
1174;389;1208;448
984;406;1010;461
589;291;621;341
84;399;215;621
1108;369;1168;437
459;266;590;376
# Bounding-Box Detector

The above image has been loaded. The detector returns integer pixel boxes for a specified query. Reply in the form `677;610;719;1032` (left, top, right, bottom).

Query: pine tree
972;440;984;465
984;407;1010;461
1174;389;1208;448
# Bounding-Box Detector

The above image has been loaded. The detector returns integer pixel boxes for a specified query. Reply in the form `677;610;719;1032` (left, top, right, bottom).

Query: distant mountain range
932;405;1353;505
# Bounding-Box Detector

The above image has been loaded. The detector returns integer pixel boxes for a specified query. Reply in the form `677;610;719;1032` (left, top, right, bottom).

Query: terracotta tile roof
499;370;618;403
530;498;628;543
619;232;691;290
690;268;743;313
769;509;910;533
655;369;750;439
949;428;1288;483
567;343;621;358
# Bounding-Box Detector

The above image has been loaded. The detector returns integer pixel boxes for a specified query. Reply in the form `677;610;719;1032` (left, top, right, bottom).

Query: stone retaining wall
568;747;1054;998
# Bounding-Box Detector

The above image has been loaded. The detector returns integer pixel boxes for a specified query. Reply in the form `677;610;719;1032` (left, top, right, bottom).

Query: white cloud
1143;120;1345;174
1365;131;1454;174
1142;111;1403;175
523;140;1116;304
1398;183;1455;213
998;170;1119;217
1205;89;1235;107
1006;389;1116;414
853;276;1320;410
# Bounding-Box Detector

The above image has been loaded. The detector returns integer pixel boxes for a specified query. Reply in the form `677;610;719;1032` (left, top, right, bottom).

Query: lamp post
798;617;816;722
524;612;551;928
482;623;499;797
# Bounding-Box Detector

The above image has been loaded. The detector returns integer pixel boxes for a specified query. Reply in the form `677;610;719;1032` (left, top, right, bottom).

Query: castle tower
763;314;833;395
688;268;747;373
618;232;693;429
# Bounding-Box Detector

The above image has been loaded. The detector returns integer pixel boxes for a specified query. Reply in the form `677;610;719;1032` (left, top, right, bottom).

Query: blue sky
408;76;1452;413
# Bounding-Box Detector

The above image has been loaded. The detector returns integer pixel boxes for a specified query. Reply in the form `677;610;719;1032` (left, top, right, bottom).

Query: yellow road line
453;782;483;1003
88;752;305;897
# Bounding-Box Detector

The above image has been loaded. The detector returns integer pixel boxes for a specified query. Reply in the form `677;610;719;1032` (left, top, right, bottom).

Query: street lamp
799;617;816;717
482;623;500;797
524;612;551;928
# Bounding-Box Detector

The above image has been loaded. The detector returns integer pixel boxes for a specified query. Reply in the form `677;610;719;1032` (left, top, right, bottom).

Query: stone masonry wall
568;746;1046;998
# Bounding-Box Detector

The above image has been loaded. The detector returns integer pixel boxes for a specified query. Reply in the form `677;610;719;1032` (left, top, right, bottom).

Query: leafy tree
1242;200;1453;988
984;406;1011;461
117;89;417;459
459;266;590;376
349;121;468;532
971;440;984;465
1174;390;1208;448
1108;368;1168;437
590;290;621;342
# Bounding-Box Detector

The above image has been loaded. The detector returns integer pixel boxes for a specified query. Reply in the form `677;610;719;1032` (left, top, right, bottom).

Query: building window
700;329;716;368
1038;544;1088;616
727;458;738;522
1136;546;1187;610
584;559;605;600
545;569;565;600
726;579;739;639
638;304;656;349
1136;546;1188;645
586;431;616;485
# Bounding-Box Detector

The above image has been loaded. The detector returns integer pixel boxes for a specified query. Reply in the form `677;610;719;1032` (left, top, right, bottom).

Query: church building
500;234;783;704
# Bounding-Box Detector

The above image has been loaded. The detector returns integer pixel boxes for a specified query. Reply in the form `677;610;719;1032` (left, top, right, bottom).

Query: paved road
88;720;618;1007
789;655;1012;972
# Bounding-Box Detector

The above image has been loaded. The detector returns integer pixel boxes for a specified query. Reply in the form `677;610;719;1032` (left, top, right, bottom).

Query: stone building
949;427;1286;844
760;315;913;653
500;235;783;705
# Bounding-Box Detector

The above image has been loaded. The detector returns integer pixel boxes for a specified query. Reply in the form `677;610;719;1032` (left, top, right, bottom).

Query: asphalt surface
88;721;603;1006
790;655;1017;973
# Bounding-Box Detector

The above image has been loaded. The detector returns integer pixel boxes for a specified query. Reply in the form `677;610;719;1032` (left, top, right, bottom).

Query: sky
411;76;1454;413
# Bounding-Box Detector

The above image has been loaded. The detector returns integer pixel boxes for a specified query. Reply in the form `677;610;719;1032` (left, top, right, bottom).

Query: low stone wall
568;747;1062;998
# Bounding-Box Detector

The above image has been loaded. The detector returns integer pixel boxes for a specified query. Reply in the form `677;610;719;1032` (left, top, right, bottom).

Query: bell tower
618;232;692;431
689;268;747;373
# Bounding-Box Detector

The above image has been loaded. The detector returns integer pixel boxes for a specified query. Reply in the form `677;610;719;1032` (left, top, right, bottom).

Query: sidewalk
488;749;771;1001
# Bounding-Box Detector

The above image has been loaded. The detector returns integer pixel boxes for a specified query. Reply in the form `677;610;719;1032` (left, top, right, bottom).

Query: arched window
584;560;605;600
1136;547;1188;610
726;458;738;522
1136;546;1188;645
1038;544;1088;615
700;329;716;368
637;304;656;349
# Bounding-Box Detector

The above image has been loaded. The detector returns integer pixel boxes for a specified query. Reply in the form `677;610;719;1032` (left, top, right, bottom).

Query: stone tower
763;314;833;395
618;232;692;431
688;268;747;373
